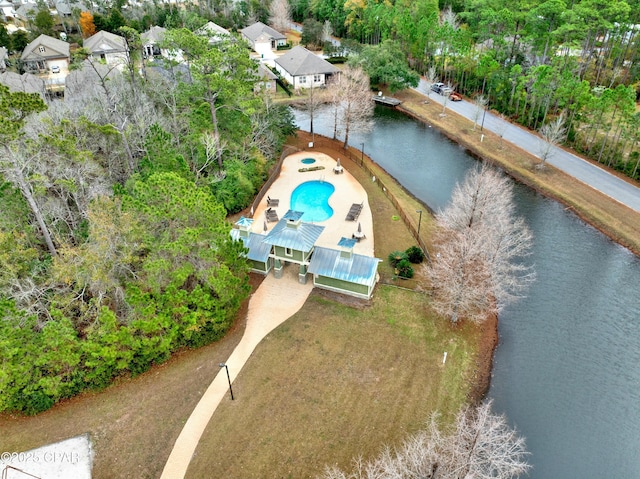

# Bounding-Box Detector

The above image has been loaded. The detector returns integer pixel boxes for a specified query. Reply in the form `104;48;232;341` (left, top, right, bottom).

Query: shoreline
290;130;498;403
392;89;640;257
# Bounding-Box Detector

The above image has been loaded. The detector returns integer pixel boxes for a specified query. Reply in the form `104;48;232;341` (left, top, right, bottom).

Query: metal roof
263;215;324;251
230;230;272;262
308;246;381;286
337;237;357;249
283;210;304;222
235;216;254;228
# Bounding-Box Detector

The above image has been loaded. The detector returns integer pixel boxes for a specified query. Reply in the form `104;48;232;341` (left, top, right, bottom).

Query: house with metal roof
231;216;273;274
21;34;70;75
263;210;324;282
308;238;381;300
83;30;129;68
231;212;381;299
142;25;167;58
274;46;340;90
240;21;287;53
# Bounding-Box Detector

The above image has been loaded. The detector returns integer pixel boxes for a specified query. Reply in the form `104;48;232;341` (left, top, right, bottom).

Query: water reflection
293;105;640;479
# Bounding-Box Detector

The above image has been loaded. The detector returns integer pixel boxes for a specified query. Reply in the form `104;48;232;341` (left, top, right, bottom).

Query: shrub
396;259;414;279
388;250;408;267
405;245;425;264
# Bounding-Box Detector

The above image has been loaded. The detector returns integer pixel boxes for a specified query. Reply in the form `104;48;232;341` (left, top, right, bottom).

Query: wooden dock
372;95;402;106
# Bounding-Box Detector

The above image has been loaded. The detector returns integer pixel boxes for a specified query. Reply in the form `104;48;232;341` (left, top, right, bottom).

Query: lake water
293;105;640;479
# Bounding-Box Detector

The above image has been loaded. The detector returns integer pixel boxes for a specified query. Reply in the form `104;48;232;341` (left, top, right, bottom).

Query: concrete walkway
160;266;313;479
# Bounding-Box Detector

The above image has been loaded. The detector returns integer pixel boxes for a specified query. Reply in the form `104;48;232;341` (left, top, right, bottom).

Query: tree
0;84;55;256
269;0;291;34
320;400;530;479
428;164;534;323
301;18;324;49
0;24;11;50
350;40;420;92
34;8;55;36
472;94;488;131
538;113;567;167
79;11;97;38
329;65;375;148
164;29;258;169
10;30;29;53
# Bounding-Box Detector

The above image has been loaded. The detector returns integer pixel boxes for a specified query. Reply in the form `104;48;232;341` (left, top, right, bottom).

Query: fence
274;135;433;262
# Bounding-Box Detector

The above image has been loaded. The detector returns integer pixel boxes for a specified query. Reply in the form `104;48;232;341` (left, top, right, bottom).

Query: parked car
449;92;462;101
431;82;454;96
51;65;60;74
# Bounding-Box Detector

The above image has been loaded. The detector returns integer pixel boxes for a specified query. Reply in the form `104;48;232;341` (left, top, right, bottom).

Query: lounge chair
345;202;363;221
267;196;279;207
265;208;279;222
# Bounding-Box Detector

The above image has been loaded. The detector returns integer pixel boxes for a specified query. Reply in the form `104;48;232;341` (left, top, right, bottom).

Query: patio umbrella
250;206;254;216
263;221;268;232
336;158;341;167
357;222;362;233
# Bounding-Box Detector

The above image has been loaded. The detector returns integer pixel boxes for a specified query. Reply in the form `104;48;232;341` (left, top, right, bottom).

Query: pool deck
253;151;375;257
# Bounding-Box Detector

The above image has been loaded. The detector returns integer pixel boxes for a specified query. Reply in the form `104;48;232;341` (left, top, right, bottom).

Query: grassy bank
392;88;640;255
0;135;491;478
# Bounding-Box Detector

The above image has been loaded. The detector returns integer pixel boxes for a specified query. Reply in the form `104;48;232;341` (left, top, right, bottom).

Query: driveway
416;79;640;213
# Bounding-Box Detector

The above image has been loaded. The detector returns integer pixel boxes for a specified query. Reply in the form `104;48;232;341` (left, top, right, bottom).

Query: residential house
0;47;7;72
13;2;37;28
256;63;277;94
240;21;286;54
21;34;70;75
141;25;167;58
196;21;230;45
83;30;129;68
274;45;339;90
0;0;16;20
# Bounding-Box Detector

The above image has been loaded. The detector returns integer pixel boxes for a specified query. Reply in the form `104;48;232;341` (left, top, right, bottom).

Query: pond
293;105;640;479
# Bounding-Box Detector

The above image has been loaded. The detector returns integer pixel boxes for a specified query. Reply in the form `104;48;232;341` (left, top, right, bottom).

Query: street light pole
416;209;423;239
219;363;235;400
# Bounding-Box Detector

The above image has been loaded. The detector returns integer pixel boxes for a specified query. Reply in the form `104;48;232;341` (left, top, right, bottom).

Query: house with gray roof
308;238;381;300
274;45;340;90
240;21;286;52
21;34;70;75
142;25;167;58
83;30;128;68
14;2;37;27
231;212;381;299
256;63;277;93
196;21;230;45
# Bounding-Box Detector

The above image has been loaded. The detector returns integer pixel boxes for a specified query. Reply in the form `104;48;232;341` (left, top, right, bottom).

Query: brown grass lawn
0;136;490;479
186;287;480;479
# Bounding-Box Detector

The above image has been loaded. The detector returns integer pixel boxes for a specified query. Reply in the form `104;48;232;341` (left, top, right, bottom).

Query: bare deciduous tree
472;94;488;131
423;66;438;103
428;164;535;323
537;113;566;167
318;400;530;479
329;65;374;148
269;0;291;35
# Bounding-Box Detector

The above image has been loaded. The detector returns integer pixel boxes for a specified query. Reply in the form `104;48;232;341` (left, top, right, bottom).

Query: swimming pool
301;158;316;164
290;181;335;222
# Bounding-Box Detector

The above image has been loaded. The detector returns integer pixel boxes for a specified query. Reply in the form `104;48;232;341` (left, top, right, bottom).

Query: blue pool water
301;158;316;164
290;181;335;222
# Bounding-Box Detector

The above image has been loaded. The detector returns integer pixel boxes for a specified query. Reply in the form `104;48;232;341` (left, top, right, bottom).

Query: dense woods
0;33;295;414
289;0;640;180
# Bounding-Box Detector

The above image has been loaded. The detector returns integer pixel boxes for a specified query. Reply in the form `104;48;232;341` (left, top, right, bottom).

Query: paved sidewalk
159;267;313;479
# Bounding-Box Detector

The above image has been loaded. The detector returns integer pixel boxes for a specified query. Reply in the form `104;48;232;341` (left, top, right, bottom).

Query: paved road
415;79;640;213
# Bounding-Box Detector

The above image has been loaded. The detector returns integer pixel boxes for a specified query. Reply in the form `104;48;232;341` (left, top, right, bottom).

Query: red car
449;92;462;101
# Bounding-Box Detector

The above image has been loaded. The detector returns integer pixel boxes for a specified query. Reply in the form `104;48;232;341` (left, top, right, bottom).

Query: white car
51;65;60;74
